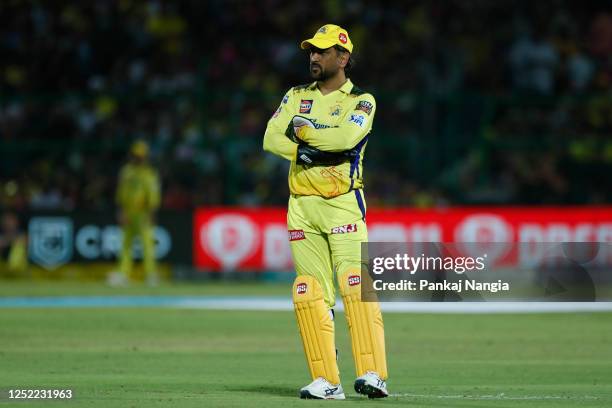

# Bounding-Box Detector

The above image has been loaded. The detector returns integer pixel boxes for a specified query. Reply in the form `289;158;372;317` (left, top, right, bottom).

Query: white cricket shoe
106;271;129;287
146;272;160;287
354;371;388;398
299;377;346;400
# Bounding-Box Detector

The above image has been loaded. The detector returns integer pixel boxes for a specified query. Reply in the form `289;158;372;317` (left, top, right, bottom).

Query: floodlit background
0;0;610;278
1;1;611;210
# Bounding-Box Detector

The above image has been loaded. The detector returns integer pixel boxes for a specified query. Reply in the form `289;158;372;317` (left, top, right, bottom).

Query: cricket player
263;24;388;399
0;212;27;276
110;140;160;286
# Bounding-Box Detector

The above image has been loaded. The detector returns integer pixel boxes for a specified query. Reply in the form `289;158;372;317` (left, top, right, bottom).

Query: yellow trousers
288;190;367;307
118;212;156;277
288;189;388;381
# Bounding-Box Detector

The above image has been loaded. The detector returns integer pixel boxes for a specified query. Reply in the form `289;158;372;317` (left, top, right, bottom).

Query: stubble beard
310;63;333;81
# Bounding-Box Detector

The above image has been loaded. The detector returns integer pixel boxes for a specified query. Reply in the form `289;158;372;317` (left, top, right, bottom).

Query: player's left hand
296;143;358;166
292;115;315;136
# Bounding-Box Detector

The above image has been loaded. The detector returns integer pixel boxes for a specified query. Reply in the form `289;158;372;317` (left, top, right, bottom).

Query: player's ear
338;51;349;68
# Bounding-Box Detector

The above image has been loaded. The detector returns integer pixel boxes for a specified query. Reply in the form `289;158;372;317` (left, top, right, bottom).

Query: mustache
310;63;321;69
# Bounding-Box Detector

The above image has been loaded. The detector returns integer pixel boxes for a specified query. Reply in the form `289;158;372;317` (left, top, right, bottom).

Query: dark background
1;0;610;212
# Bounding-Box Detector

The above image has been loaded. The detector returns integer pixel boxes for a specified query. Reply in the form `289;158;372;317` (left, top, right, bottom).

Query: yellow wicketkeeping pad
339;270;388;379
293;275;340;384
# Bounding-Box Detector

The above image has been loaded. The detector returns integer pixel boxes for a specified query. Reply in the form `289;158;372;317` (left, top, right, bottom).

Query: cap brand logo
338;33;347;44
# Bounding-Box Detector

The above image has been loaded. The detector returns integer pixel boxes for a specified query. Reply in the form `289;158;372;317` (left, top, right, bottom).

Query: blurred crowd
0;0;610;211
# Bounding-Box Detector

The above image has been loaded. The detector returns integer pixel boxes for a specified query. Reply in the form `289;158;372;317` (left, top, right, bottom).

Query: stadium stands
0;0;610;210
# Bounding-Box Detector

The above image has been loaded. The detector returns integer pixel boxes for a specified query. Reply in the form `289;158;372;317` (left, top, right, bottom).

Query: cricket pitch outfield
0;281;611;407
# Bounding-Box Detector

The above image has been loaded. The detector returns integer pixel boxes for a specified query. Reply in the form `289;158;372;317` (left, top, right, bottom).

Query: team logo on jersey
300;99;313;114
331;223;357;234
329;105;342;116
296;282;308;294
288;229;306;241
348;113;366;127
355;100;373;115
348;275;361;286
338;33;348;44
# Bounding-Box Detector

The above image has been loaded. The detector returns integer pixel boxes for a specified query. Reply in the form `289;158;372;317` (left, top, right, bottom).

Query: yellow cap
300;24;353;53
130;140;149;158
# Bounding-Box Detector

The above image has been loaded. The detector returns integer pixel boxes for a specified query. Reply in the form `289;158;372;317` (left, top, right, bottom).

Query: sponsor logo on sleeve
272;106;281;118
299;99;313;114
331;223;358;234
339;33;348;44
297;282;308;294
348;275;361;286
348;113;367;127
288;229;306;241
355;100;373;115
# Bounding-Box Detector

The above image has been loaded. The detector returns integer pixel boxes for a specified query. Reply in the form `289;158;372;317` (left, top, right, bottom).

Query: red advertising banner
193;207;612;271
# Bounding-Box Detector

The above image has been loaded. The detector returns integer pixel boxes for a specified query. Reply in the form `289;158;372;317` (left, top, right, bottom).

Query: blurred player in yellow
263;24;388;399
0;211;28;277
109;140;160;287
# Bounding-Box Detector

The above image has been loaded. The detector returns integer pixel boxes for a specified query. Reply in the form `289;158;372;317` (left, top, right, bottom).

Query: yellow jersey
263;79;375;198
116;163;161;214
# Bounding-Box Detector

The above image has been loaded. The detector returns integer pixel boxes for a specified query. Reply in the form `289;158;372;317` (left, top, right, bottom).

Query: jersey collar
338;78;354;94
311;78;354;95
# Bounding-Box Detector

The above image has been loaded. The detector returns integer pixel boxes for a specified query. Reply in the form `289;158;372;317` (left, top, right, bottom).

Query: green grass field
1;282;611;407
